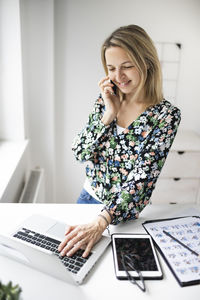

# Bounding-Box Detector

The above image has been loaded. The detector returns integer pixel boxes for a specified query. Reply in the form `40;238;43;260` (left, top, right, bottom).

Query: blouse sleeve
72;97;111;162
104;106;181;225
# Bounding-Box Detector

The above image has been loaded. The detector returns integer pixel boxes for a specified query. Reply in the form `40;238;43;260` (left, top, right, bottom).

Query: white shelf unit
151;130;200;204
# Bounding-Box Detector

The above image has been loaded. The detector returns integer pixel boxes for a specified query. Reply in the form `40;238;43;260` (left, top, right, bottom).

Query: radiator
19;168;45;203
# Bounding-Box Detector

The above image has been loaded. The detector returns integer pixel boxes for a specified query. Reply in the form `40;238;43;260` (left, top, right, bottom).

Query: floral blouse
72;95;181;225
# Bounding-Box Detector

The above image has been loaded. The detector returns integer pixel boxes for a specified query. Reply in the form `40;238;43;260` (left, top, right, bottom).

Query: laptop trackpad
47;222;67;240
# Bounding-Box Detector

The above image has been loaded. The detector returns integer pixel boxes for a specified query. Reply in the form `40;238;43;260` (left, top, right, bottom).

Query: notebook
0;214;110;284
143;216;200;287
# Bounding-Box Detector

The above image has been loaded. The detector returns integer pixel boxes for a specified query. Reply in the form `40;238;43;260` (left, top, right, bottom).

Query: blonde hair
101;25;163;105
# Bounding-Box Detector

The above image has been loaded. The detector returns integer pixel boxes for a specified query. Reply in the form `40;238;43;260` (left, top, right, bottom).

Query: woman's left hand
58;217;107;258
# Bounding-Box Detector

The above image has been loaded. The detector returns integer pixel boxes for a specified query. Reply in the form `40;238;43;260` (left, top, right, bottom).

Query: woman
58;25;181;258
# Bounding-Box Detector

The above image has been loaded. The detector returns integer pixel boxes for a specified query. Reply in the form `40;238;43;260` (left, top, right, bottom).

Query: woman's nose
115;69;125;82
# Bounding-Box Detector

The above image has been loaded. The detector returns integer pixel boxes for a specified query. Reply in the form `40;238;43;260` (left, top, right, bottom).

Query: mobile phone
111;233;163;280
110;80;117;95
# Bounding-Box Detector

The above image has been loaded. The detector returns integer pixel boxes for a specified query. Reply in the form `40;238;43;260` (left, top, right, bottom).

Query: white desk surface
0;203;200;300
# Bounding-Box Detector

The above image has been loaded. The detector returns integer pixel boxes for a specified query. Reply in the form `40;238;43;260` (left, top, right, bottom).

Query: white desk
0;203;200;300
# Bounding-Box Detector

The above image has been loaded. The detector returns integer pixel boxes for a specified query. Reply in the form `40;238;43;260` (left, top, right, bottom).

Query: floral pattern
72;95;181;225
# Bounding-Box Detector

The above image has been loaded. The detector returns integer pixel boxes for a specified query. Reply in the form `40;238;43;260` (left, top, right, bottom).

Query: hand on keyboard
58;216;108;258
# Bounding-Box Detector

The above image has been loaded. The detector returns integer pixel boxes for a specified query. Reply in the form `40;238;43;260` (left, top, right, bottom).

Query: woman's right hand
98;76;121;125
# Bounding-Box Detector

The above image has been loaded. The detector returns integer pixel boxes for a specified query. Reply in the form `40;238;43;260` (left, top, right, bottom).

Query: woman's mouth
118;80;131;88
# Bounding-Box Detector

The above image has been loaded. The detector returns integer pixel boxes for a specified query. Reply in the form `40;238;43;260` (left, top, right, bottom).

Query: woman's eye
123;66;133;69
108;66;134;72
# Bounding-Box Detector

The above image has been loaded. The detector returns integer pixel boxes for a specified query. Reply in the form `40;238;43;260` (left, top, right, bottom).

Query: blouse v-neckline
115;99;165;136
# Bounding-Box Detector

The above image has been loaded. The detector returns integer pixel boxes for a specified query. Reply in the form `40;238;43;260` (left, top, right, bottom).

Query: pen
163;230;200;258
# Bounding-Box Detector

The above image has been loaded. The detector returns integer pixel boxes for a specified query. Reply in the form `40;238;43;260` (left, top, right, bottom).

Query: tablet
112;233;163;280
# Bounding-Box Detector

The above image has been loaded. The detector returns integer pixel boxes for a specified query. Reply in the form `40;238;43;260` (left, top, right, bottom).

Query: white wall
20;0;55;202
20;0;200;203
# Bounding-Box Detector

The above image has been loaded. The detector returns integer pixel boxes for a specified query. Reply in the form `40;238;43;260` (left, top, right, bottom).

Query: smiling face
105;46;141;99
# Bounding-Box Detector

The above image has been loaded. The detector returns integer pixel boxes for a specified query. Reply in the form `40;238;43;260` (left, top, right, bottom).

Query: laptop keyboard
13;228;92;274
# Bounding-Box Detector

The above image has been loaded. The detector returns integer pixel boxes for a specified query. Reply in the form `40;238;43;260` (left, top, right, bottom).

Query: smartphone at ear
110;80;117;95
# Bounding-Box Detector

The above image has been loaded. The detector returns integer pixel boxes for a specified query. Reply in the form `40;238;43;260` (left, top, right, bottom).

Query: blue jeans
77;189;102;204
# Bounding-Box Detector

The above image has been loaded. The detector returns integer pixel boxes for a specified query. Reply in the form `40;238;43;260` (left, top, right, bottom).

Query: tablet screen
115;237;158;271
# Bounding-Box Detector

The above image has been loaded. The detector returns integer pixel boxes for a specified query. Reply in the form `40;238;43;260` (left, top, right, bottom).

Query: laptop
0;214;111;285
